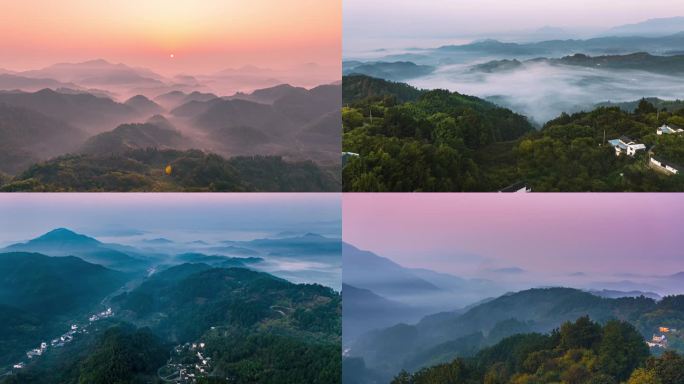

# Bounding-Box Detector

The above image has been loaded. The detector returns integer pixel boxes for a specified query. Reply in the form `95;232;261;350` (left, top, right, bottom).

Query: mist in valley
0;194;342;290
408;62;684;124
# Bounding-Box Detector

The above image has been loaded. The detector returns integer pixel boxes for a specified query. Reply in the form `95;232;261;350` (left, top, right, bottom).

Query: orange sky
0;0;340;76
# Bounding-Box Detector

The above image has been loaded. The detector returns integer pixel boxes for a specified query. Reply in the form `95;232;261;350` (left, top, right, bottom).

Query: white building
657;124;684;135
608;136;647;157
650;157;680;175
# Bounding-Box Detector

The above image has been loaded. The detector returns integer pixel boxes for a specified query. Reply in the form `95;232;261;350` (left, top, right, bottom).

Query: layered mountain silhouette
124;94;164;115
0;73;79;92
166;83;341;163
0;58;341;191
343;284;415;342
342;243;504;340
605;16;684;37
0;104;84;174
349;287;681;380
20;59;165;87
0;88;138;132
155;90;218;110
472;52;684;75
239;233;341;258
80;117;186;155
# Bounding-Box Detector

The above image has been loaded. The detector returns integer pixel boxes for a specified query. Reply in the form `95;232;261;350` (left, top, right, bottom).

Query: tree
559;316;602;350
597;321;650;381
627;368;661;384
644;351;684;384
342;107;365;130
635;99;657;115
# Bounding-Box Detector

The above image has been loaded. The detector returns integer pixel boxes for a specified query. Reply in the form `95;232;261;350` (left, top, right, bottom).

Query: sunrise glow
0;0;341;76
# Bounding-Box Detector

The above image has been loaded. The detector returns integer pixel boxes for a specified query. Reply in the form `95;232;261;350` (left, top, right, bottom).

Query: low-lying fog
123;231;342;290
408;62;684;124
0;194;342;290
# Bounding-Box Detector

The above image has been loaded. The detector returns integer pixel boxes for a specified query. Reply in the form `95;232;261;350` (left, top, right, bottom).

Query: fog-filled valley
343;242;684;384
341;16;684;192
342;193;684;384
0;60;342;191
344;18;684;125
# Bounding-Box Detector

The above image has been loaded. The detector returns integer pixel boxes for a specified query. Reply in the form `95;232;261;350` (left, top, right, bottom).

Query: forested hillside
342;75;684;191
342;75;534;191
345;288;684;384
0;148;340;192
389;317;684;384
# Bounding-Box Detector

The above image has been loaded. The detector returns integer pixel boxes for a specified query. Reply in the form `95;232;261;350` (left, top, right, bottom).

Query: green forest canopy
342;75;684;192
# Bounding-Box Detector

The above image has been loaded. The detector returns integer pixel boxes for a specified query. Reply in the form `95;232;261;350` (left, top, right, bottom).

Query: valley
342;244;684;384
342;18;684;192
0;224;342;383
0;60;341;192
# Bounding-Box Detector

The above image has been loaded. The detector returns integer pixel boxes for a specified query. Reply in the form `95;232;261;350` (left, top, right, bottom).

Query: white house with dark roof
657;123;684;135
608;136;646;157
650;156;680;175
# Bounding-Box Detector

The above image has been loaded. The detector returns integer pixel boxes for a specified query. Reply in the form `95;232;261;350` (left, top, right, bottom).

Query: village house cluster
159;340;214;383
10;308;114;374
608;123;683;175
88;307;113;322
646;326;678;349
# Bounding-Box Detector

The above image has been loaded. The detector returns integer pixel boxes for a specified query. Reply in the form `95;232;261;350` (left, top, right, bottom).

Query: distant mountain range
4;228;151;273
174;84;341;164
364;32;684;67
471;52;684;75
20;59;165;87
0;88;139;132
342;243;504;341
596;97;684;112
443;32;684;56
0;59;341;191
342;284;415;342
0;73;80;92
343;61;435;81
604;16;684;37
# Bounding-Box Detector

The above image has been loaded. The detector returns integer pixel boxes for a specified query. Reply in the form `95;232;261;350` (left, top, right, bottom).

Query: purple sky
0;193;341;246
344;0;684;53
345;0;684;37
344;194;684;279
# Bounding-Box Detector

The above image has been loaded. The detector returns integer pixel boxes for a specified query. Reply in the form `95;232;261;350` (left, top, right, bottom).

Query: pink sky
0;0;340;76
345;0;684;38
343;194;684;277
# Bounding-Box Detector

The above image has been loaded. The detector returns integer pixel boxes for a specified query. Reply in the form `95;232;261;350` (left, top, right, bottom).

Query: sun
169;53;175;59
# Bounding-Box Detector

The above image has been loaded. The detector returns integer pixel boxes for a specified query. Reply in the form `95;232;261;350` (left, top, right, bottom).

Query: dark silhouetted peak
33;228;100;245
